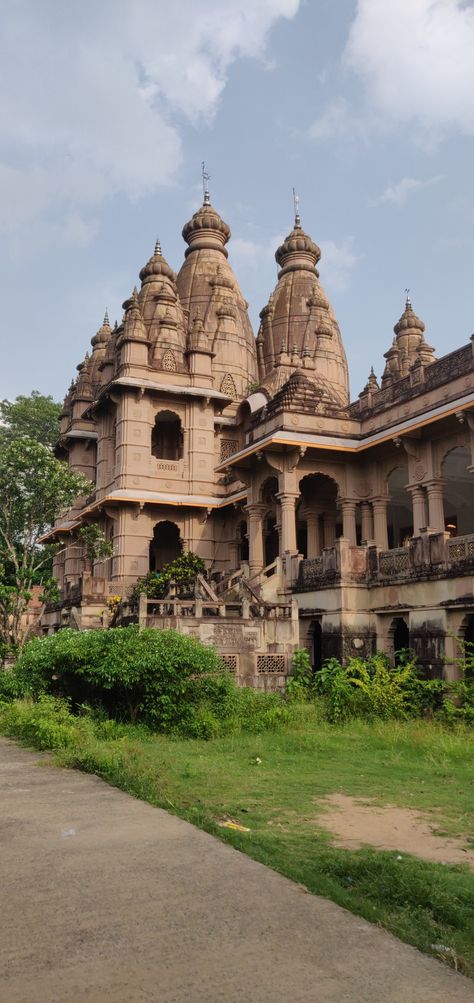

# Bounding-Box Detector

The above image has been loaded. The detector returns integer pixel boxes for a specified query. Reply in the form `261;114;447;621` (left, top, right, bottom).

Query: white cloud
231;233;284;266
319;238;362;292
0;1;300;242
370;174;444;207
345;0;474;138
308;98;350;140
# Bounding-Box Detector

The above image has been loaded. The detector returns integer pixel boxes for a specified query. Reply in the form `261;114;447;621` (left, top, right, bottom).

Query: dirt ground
316;794;474;868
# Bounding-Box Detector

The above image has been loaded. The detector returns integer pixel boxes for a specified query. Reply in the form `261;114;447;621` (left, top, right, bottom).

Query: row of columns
245;478;448;574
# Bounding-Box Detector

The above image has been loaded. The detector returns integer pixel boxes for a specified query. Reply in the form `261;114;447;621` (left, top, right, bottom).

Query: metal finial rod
202;161;211;205
103;308;109;325
293;187;301;227
404;287;411;307
154;237;162;256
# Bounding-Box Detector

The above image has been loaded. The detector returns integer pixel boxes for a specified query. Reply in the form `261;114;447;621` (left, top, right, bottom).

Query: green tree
0;391;61;449
0;436;91;651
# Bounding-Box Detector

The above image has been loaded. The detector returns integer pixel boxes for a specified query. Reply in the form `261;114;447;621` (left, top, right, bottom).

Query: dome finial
154;237;162;256
404;287;412;309
202;161;211;206
293;187;301;229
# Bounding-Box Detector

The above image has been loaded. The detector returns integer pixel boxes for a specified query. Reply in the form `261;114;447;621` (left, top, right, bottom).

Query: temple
41;190;474;687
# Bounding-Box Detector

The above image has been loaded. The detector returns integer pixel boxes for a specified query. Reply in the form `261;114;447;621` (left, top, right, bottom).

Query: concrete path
0;738;472;1003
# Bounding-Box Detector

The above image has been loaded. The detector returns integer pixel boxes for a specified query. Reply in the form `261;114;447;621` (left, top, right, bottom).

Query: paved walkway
0;738;472;1002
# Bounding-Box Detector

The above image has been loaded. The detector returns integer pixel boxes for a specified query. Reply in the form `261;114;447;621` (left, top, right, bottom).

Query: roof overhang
216;391;474;470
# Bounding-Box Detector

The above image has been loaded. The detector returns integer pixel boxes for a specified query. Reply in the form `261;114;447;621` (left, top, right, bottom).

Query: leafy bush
286;649;315;701
0;695;92;749
313;655;444;723
14;626;232;733
128;552;205;603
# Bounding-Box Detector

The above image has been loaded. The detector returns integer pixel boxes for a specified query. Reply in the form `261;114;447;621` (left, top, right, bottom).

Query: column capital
244;502;266;517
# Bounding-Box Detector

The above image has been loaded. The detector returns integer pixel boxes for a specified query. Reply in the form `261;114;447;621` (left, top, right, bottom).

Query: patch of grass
2;699;474;976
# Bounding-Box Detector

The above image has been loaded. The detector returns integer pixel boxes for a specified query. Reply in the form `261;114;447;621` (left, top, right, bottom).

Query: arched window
149;521;182;572
151;411;183;460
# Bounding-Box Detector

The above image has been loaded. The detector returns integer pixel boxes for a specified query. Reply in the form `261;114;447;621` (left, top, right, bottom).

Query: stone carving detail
257;653;286;673
448;534;474;563
379;548;410;576
414;463;426;482
162;350;176;372
220;373;237;398
221;654;238;672
220;438;239;462
212;623;243;648
299;557;324;588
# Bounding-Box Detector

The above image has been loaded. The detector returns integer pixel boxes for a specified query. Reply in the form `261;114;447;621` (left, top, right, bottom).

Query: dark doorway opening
149;521;182;572
393;617;410;665
264;514;279;566
312;621;323;671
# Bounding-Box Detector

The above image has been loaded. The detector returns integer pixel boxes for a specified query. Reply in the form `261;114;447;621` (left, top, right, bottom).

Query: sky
0;0;473;403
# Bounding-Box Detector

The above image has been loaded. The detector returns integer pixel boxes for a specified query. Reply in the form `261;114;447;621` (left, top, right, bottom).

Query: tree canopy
0;391;61;449
0;436;91;653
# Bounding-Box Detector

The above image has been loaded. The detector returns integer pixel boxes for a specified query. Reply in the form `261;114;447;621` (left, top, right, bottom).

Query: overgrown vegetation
289;649;474;725
9;626;300;737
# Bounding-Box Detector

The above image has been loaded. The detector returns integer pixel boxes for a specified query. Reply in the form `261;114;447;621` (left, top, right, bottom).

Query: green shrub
128;552;205;602
0;695;90;749
286;649;314;701
14;626;228;732
313;654;444;723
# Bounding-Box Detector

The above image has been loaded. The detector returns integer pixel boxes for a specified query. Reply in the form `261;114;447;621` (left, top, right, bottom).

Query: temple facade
42;189;474;688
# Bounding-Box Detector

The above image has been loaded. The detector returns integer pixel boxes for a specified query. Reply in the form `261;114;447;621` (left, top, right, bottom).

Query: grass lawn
40;710;474;977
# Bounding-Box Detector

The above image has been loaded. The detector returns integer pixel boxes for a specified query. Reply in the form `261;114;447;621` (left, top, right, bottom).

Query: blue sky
1;0;473;402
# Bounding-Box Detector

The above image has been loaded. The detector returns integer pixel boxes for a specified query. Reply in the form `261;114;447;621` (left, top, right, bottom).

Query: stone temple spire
257;209;350;406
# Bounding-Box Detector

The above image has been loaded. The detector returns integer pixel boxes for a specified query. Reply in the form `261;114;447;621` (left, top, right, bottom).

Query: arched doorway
264;514;279;566
298;473;339;556
149;521;182;572
260;476;279;566
387;467;412;548
238;520;249;563
391;616;410;665
442;447;473;537
151;411;183;460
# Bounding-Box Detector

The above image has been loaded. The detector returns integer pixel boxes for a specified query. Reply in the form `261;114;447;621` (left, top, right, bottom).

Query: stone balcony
296;532;474;592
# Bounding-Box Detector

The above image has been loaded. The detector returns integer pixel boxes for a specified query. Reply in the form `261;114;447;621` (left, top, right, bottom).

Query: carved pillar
306;513;321;559
323;511;336;548
408;485;427;536
245;504;265;576
372;497;389;550
276;492;298;554
360;501;373;543
426;480;445;533
341;499;357;546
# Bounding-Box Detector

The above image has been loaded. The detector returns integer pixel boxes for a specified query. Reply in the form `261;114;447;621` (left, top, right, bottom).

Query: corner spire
202;161;211;206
